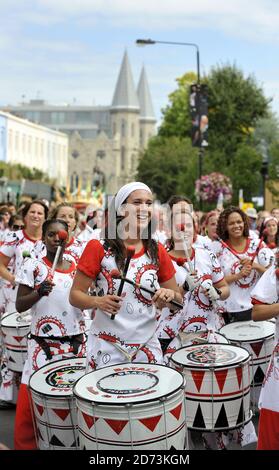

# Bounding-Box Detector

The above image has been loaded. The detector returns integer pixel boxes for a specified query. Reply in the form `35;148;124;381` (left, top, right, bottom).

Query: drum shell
29;357;86;450
170;344;252;432
220;321;275;405
1;312;30;372
75;386;186;450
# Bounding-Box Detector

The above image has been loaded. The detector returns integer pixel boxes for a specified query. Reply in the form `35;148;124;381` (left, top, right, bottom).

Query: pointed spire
111;51;139;111
137;66;156;121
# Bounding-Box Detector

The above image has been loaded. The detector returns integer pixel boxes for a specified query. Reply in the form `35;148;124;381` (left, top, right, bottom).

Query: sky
1;0;279;124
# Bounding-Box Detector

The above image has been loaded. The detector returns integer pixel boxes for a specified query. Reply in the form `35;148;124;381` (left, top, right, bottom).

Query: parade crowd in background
0;183;278;451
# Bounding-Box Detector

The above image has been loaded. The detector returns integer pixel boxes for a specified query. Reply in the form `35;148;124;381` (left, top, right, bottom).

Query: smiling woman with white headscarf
70;182;183;369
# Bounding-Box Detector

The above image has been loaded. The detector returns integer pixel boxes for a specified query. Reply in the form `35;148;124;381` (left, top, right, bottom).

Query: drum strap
30;334;84;360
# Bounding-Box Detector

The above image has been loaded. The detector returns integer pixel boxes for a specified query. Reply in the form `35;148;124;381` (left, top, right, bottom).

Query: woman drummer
69;182;183;370
212;206;273;323
158;197;229;362
14;219;86;449
0;200;47;409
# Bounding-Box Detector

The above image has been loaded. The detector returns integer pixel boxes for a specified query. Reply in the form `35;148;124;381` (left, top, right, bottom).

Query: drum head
171;343;250;370
74;362;184;405
220;320;275;343
29;357;86;397
1;311;31;328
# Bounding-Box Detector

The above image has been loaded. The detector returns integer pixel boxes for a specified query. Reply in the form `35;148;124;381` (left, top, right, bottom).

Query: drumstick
50;230;68;275
177;224;195;274
111;245;135;320
110;269;183;310
250;229;268;264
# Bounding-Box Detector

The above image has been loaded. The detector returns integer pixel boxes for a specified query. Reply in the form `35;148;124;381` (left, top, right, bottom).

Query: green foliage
138;63;274;205
137;136;198;202
0;161;49;182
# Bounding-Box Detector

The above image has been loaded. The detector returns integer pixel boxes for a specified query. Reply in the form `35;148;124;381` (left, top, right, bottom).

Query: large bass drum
74;362;187;450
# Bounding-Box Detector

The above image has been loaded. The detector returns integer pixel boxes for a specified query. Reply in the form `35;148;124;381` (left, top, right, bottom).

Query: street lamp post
136;38;204;209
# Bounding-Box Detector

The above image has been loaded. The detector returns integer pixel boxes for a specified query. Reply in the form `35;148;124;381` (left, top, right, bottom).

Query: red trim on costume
251;298;267;305
22;229;41;243
225;237;250;255
42;256;75;274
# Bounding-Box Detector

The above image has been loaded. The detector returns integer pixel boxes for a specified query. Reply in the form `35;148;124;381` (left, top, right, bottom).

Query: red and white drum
29;357;86;450
74;363;187;450
1;311;31;372
171;343;252;431
220;320;275;406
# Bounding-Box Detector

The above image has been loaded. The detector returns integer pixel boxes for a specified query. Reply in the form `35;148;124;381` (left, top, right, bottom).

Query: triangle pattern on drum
82;412;99;430
170;403;183;421
35;404;44;416
235;366;243;388
236;399;244;425
139;415;162;432
214;369;228;393
192;404;206;429
191;370;206;392
253;366;265;385
105;419;128;435
49;435;65;447
250;341;263;357
215;404;229;429
37;427;44;441
8;356;15;363
53;409;70;421
13;336;24;343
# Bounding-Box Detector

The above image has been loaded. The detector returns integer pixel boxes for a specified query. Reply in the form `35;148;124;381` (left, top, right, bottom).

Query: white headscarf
114;182;152;212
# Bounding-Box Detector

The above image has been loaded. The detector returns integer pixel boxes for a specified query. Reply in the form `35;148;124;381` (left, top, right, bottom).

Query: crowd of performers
0;183;278;450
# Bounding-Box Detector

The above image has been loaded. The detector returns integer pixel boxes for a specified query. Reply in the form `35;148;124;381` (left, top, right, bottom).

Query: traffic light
189;84;208;147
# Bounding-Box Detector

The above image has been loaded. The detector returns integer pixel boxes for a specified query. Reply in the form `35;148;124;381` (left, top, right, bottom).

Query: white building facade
0;111;68;187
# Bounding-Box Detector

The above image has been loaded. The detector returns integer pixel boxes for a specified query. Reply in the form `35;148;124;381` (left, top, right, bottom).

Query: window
121;119;126;138
121;146;125;170
51;112;65;125
131;123;135;137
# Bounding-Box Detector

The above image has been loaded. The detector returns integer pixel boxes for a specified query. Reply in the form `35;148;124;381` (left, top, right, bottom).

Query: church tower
137;66;156;150
110;51;140;185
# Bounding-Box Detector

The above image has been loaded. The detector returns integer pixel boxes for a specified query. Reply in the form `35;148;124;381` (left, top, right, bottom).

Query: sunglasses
13;224;25;230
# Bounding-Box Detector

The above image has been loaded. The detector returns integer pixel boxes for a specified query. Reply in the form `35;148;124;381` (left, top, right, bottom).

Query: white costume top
78;240;176;344
15;257;85;337
210;238;273;312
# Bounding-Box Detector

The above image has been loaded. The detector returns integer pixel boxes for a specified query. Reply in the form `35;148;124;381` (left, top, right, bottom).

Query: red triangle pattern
35;404;44;416
191;370;206;392
139;415;162;432
53;409;70;421
250;341;263;357
235;366;243;389
214;369;228;393
105;419;128;435
82;412;99;430
13;336;24;343
170;403;182;421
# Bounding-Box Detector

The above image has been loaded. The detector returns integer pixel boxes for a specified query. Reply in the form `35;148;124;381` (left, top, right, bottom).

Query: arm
213;278;230;300
16;280;54;312
152;276;183;309
0;254;15;284
69;270;123;316
252;302;279;321
251;262;267;274
16;284;40;312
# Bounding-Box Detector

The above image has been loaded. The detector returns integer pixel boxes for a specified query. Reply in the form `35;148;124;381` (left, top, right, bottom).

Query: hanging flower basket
195;172;233;203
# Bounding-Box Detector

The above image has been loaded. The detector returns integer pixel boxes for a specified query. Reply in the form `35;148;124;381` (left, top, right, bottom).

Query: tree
137;136;198;202
138;63;271;205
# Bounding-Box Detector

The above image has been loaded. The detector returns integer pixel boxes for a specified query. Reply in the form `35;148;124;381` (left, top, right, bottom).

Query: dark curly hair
216;206;250;241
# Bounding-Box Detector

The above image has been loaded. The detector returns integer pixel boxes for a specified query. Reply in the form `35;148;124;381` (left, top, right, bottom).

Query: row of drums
0;312;276;450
